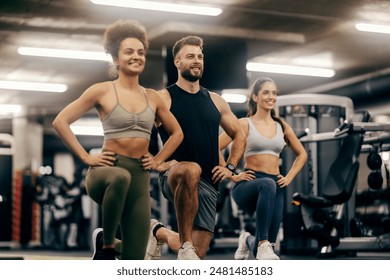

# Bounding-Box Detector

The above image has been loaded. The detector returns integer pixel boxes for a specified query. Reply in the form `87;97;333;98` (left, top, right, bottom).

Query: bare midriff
102;137;149;158
244;154;280;175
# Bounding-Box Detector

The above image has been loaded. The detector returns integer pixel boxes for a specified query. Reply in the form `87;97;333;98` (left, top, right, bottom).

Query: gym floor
1;247;389;260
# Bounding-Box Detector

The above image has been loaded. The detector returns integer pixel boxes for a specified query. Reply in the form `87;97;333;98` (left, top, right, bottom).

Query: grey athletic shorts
159;170;219;232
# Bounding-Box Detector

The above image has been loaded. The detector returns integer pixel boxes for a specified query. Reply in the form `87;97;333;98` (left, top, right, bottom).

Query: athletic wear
232;171;285;257
93;248;116;260
85;154;151;259
157;84;221;189
177;241;200;260
159;170;218;232
244;118;286;157
234;231;251;260
102;82;154;141
92;228;103;260
144;219;163;260
256;241;280;260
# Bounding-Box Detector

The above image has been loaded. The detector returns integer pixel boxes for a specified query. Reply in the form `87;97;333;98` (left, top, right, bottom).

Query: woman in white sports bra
52;20;183;259
219;77;307;260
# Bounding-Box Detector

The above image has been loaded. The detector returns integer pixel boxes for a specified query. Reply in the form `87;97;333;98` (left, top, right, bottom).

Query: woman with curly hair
52;20;183;259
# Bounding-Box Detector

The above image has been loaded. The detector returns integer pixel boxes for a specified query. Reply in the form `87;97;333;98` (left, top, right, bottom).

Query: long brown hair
247;77;289;144
247;77;284;127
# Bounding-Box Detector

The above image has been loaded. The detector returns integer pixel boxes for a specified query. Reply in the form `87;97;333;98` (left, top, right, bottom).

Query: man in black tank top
158;84;220;188
145;36;246;260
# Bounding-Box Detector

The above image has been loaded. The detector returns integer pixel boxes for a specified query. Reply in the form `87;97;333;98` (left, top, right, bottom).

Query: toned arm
52;83;103;164
283;122;308;182
211;93;246;167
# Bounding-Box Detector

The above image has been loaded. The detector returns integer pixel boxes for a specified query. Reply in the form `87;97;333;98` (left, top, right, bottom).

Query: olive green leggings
85;155;150;260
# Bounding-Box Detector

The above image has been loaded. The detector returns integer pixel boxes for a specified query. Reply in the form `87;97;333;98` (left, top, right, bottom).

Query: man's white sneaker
234;231;251;260
144;219;163;260
256;241;280;260
177;241;200;260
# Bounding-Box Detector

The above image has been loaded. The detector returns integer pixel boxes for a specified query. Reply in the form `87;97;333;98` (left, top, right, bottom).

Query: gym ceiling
0;0;389;134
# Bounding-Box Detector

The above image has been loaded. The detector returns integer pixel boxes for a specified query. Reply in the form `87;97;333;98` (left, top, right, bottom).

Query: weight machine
292;111;390;257
0;133;16;248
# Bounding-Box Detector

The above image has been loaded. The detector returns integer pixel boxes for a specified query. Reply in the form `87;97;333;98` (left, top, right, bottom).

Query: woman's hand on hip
277;174;291;188
86;151;116;167
232;170;255;183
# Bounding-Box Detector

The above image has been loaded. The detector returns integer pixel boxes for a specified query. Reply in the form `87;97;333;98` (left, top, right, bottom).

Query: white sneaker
256;241;280;260
177;241;200;260
92;228;103;260
234;231;251;260
144;219;163;260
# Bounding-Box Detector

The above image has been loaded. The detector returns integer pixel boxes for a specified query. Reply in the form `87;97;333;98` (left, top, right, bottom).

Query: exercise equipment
0;133;16;248
276;94;354;254
367;152;382;170
292;111;390;257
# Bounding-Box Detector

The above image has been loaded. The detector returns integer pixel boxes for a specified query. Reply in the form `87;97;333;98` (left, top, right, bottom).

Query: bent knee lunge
192;230;213;259
169;162;202;187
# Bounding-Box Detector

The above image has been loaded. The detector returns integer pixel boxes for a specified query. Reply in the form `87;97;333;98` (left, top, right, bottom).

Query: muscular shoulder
239;117;250;135
209;91;229;112
157;88;170;97
144;87;165;107
156;88;171;108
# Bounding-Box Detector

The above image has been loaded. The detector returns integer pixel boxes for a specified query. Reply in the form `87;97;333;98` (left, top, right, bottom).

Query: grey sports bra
102;82;155;141
244;118;286;157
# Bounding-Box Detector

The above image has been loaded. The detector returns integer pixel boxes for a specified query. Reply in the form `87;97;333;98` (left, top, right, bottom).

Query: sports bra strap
140;87;149;106
112;81;119;104
112;81;149;106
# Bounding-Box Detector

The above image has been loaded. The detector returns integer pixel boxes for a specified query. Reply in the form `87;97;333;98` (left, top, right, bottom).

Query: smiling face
253;81;278;111
175;44;204;82
115;37;146;76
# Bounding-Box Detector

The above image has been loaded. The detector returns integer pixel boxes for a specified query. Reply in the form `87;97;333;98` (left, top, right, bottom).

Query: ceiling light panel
18;47;111;62
355;23;390;34
0;80;67;93
90;0;223;16
246;62;335;78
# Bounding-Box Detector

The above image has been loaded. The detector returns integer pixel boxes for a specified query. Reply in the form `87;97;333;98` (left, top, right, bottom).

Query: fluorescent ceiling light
0;104;23;114
246;62;335;78
0;80;67;93
18;47;111;61
70;119;103;136
90;0;222;16
382;152;389;162
355;23;390;34
70;125;104;136
221;93;247;103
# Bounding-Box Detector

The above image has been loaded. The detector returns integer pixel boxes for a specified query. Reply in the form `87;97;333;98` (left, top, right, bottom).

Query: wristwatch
225;163;236;175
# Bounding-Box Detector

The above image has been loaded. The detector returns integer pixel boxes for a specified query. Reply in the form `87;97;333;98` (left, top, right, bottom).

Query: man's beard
181;68;203;82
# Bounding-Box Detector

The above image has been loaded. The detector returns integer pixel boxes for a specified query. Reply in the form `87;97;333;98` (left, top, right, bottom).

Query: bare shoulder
238;117;248;125
81;81;112;100
281;120;293;135
209;91;229;111
157;88;170;98
144;87;164;104
209;91;223;101
144;87;159;97
155;88;171;107
239;117;249;134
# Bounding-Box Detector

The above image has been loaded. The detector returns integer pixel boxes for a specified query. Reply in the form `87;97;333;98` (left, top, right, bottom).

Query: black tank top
158;84;221;189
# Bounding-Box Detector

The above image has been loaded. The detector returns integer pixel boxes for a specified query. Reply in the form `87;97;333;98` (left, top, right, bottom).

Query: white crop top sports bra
244;118;286;157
